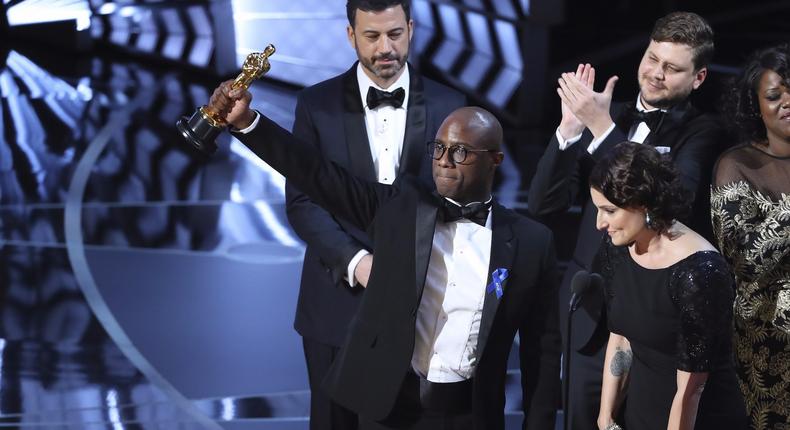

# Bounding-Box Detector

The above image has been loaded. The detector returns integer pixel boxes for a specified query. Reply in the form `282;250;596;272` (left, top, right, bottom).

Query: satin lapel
611;101;633;133
414;192;438;301
475;202;516;362
652;100;695;153
342;64;377;181
399;66;427;176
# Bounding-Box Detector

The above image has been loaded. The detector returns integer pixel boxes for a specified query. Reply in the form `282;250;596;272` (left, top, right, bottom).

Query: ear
347;25;356;50
692;66;707;90
491;152;504;167
408;19;414;42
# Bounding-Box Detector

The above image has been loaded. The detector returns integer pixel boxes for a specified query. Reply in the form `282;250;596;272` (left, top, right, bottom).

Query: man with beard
527;11;725;430
285;1;464;429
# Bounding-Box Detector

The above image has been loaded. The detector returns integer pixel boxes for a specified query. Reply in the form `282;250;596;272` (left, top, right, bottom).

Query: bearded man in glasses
207;71;561;429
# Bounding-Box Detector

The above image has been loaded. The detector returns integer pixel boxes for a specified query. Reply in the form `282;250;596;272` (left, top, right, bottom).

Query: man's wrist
232;110;256;130
346;249;371;287
234;111;260;134
558;121;584;141
589;118;614;140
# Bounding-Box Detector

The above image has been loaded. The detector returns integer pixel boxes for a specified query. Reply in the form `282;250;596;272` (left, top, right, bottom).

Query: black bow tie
626;108;665;131
437;197;491;227
366;86;405;109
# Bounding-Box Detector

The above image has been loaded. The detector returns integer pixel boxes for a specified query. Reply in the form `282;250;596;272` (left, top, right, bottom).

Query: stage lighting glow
77;14;91;31
459;11;494;88
412;0;433;29
105;389;126;430
433;4;463;73
231;0;356;86
521;0;530;15
98;2;118;15
118;6;137;18
6;0;91;29
490;0;518;19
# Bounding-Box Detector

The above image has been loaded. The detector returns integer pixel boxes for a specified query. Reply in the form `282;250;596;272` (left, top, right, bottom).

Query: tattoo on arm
610;347;633;377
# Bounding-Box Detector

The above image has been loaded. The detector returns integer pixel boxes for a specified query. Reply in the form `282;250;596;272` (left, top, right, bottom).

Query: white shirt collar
636;94;667;113
444;196;494;207
357;62;410;110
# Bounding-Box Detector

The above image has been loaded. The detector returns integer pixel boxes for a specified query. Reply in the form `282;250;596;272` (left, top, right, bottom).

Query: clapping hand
558;63;595;139
557;65;618;140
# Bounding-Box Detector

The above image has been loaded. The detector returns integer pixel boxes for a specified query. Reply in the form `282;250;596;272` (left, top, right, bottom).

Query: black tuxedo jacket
285;63;465;346
528;100;725;351
234;116;561;430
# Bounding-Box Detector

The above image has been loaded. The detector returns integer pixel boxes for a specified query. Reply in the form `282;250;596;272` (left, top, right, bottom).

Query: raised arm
208;80;393;232
529;64;618;217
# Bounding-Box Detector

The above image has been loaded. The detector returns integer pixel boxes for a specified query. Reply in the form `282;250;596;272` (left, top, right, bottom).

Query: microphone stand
564;290;584;430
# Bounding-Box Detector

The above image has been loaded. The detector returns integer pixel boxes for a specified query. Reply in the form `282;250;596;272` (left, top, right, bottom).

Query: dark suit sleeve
587;127;629;162
527;132;590;217
285;96;369;284
670;120;722;201
519;230;561;428
233;114;392;232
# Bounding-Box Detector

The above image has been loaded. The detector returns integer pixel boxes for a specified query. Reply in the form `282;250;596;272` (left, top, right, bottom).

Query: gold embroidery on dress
712;179;790;428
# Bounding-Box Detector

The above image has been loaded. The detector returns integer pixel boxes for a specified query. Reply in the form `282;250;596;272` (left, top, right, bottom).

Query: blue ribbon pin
487;268;509;299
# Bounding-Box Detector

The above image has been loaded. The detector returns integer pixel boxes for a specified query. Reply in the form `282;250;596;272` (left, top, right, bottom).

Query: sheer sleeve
711;148;749;270
711;145;790;283
669;252;735;372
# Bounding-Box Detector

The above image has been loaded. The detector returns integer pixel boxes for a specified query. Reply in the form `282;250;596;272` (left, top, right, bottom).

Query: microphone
563;270;603;430
569;271;602;313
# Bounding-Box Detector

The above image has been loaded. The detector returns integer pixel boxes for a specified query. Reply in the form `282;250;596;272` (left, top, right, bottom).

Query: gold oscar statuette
177;44;276;155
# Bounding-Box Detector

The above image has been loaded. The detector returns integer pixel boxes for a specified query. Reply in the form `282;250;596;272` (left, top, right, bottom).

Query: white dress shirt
357;63;410;185
411;199;493;382
555;95;668;154
347;66;411;285
240;105;492;381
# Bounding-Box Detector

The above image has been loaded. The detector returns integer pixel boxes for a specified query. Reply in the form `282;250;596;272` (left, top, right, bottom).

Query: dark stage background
0;0;787;428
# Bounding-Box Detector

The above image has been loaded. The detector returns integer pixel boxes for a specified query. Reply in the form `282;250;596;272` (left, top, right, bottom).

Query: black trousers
302;337;359;430
360;372;474;430
567;346;606;430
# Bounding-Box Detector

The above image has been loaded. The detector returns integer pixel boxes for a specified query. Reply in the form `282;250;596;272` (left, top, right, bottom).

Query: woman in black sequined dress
590;142;745;430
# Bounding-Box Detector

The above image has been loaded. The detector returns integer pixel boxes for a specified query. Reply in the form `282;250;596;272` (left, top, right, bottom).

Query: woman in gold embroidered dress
711;43;790;429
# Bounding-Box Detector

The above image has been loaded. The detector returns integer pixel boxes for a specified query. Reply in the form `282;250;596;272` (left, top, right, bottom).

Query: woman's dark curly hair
725;43;790;144
589;142;692;233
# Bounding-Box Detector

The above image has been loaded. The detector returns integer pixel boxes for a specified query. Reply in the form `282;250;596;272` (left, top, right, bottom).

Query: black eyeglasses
427;141;500;164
